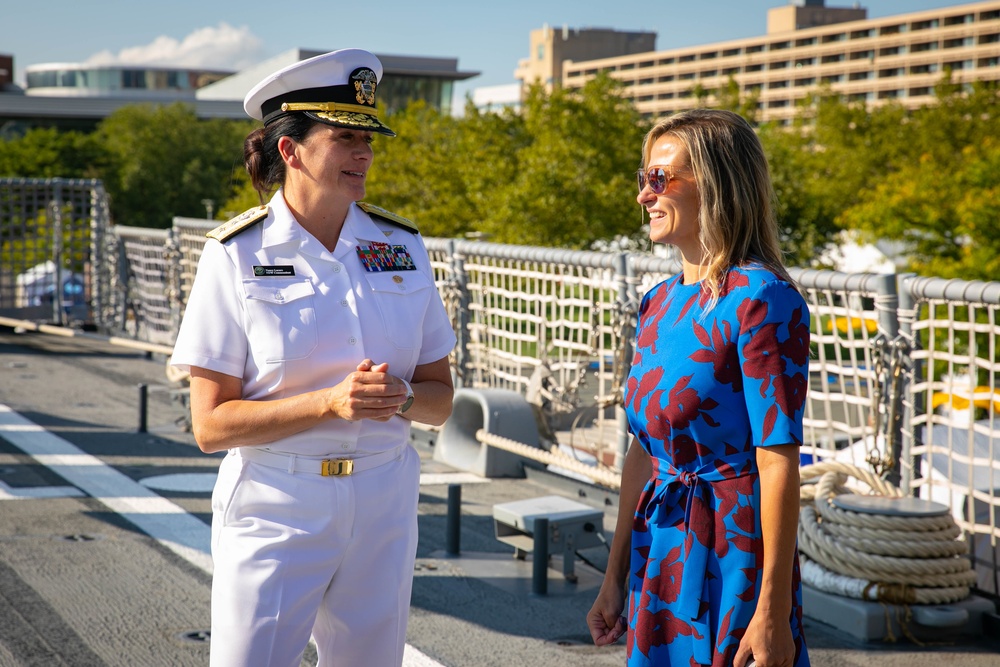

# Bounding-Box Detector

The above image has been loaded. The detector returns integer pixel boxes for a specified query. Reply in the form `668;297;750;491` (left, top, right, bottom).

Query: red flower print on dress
780;306;810;366
664;375;720;431
638;287;671;354
773;370;808;418
690;320;742;390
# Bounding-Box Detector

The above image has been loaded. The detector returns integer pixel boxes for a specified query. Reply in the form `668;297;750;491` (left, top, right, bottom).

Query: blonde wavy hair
641;109;794;307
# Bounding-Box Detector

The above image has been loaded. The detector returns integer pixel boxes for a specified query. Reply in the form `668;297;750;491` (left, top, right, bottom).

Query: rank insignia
356;241;416;272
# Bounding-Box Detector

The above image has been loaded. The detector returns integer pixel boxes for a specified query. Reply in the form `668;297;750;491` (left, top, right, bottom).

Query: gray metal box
493;495;604;581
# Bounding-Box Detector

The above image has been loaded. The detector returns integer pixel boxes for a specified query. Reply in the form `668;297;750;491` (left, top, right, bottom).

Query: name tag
252;265;295;276
356;242;416;272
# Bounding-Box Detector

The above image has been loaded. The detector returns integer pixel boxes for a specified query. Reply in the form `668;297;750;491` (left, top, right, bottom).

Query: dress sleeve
169;240;248;378
736;280;811;448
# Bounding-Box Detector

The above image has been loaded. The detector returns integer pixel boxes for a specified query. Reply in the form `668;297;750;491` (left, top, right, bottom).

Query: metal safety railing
1;179;997;595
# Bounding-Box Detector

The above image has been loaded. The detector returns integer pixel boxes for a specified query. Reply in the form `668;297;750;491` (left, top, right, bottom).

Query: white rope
475;429;622;489
798;461;975;605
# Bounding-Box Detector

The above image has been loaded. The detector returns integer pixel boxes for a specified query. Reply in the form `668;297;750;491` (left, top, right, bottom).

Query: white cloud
84;23;265;71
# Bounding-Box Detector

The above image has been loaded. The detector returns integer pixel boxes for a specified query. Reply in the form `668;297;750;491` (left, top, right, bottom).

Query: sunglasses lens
647;167;667;194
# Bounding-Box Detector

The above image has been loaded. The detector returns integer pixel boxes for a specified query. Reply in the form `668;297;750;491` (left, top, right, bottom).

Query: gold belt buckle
321;459;354;476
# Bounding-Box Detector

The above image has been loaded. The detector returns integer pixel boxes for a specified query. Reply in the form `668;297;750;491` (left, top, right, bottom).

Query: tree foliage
96;104;253;227
1;75;998;278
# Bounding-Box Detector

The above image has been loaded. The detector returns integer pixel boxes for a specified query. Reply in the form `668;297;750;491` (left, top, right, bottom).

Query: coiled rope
798;460;975;606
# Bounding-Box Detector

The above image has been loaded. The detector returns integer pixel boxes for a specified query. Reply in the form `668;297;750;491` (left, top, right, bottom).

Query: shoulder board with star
357;201;419;234
206;205;269;242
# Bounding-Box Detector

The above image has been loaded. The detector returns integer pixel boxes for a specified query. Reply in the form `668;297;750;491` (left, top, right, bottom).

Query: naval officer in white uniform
170;48;456;667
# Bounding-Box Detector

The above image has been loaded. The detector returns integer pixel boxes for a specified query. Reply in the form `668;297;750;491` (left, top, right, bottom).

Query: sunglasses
636;165;681;195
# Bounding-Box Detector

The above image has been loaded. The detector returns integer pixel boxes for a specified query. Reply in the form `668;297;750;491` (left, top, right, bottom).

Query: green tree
96;103;253;227
0;127;108;178
476;76;649;247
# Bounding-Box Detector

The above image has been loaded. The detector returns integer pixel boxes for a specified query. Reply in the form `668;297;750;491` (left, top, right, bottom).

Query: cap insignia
352;68;377;105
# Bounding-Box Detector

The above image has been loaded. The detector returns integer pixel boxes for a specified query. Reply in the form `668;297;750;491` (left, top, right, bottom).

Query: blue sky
1;0;972;104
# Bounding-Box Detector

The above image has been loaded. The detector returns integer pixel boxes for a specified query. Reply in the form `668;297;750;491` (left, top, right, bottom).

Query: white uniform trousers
209;444;421;667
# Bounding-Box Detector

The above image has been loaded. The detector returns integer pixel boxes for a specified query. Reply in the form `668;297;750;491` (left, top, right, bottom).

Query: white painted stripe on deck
0;403;446;667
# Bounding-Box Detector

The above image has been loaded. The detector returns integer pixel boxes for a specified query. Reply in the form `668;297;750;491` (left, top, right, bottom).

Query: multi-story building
515;25;656;93
560;0;1000;124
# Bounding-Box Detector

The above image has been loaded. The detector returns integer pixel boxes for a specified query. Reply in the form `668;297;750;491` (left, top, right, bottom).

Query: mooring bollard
446;484;461;556
137;383;148;433
531;517;549;596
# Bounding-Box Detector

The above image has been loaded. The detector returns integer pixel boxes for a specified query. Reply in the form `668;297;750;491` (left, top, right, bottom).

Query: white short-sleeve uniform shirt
170;189;456;458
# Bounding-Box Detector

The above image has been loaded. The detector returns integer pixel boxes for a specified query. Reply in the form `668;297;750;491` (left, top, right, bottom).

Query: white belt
237;445;405;477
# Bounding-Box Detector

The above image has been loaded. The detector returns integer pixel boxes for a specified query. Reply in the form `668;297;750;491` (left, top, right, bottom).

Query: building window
981;10;1000;21
794;77;816;86
770;41;790;50
911;19;939;31
722;67;739;76
850;29;873;39
879;68;905;78
537;44;544;60
746;44;765;54
658;57;675;65
943;14;972;26
912;41;939;52
637;95;654;102
722;48;741;57
944;37;973;49
822;74;844;84
796;37;817;47
822;33;846;43
745;83;763;92
821;54;845;64
879;45;905;56
639;60;654;68
122;69;146;89
795;57;816;67
849;92;872;103
910;63;939;74
658;75;675;82
770;60;789;70
639;77;654;85
979;57;1000;68
700;51;718;60
680;72;696;80
910;87;932;96
701;69;718;77
620;63;636;70
770;80;789;89
944;60;972;70
680;54;696;63
849;71;873;81
584;68;598;76
878;89;902;99
850;50;874;60
658;92;675;100
879;24;903;36
745;63;764;72
980;33;1000;45
768;99;790;108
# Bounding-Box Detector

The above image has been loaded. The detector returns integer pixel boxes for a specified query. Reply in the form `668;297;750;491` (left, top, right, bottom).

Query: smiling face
638;133;702;260
285;123;375;205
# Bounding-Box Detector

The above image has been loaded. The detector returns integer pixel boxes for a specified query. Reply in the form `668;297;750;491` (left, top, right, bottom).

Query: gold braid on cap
280;102;377;116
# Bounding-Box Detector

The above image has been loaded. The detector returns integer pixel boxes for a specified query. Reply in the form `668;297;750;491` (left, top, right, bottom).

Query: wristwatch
396;378;415;415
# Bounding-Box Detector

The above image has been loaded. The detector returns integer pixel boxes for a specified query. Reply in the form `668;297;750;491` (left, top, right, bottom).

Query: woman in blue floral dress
587;109;810;667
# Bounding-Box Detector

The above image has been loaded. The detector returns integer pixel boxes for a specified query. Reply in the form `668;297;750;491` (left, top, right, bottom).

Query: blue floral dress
623;265;811;666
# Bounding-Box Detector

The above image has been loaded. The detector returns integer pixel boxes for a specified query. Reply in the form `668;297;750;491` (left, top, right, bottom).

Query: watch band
396;378;415;415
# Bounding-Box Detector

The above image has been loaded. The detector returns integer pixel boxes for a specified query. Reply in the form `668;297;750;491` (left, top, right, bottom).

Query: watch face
399;394;414;413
